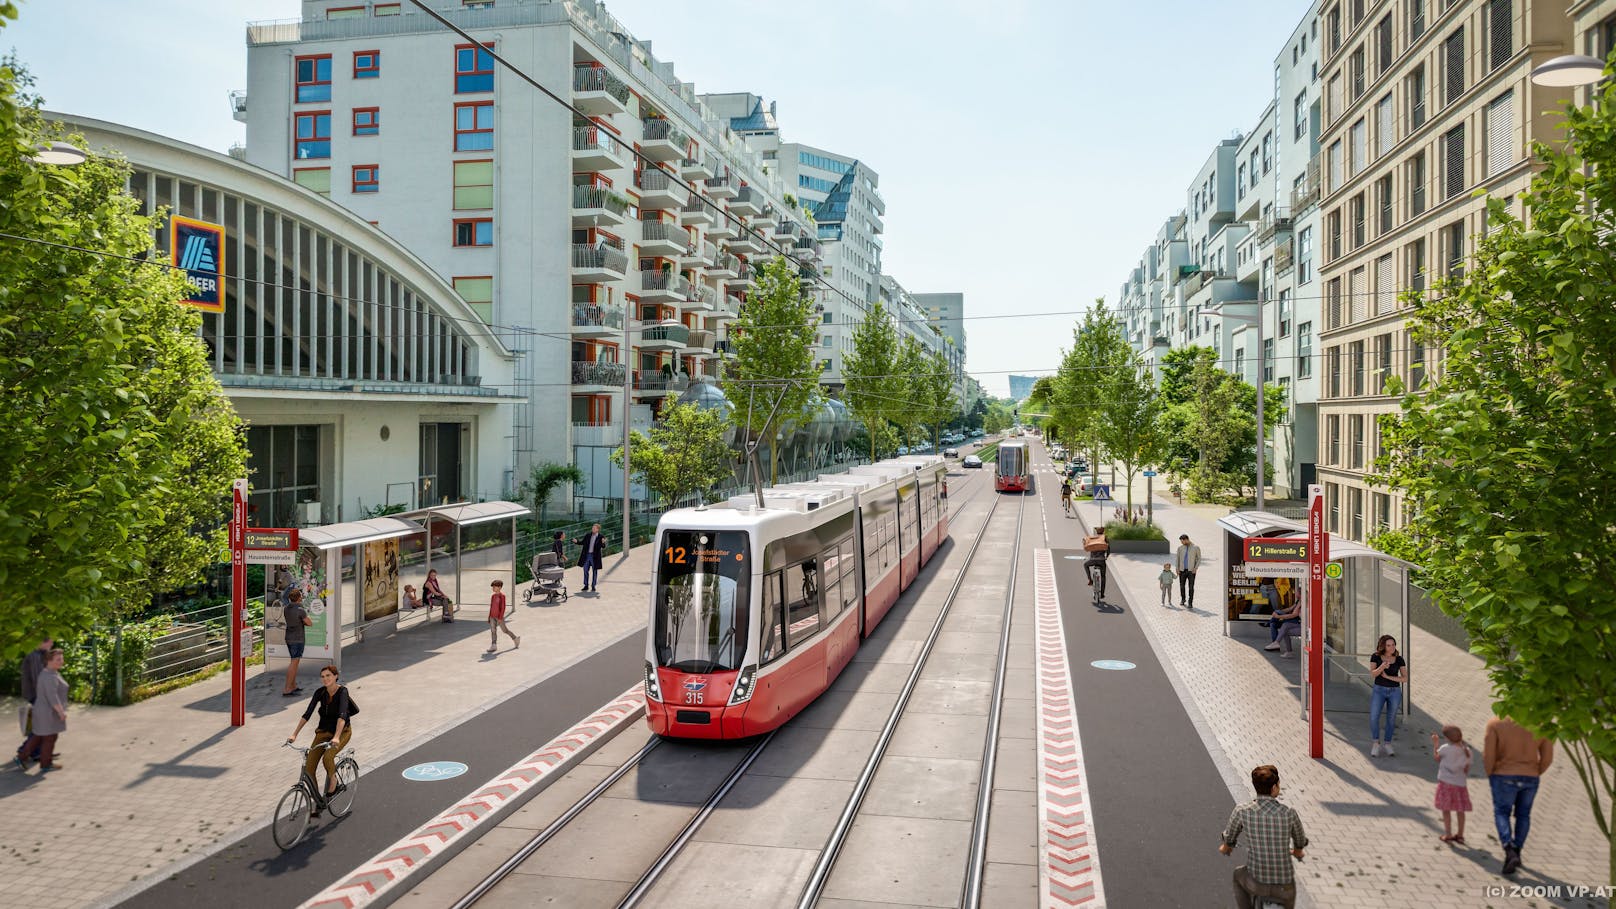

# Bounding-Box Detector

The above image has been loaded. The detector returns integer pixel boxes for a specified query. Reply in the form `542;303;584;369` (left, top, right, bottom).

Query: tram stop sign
1243;536;1309;562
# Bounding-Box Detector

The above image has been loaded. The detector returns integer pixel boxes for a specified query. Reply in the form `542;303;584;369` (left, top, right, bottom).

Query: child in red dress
1431;724;1473;843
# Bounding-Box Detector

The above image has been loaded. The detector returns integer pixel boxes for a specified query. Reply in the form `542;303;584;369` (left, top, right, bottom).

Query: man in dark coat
577;523;607;592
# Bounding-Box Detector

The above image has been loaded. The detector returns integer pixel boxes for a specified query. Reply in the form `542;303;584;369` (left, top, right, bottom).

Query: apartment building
879;277;965;403
1315;0;1572;541
1572;3;1616;88
242;0;820;507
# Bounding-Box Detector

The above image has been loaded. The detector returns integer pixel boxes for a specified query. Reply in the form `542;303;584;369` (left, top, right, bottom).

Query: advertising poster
265;547;336;670
170;216;225;313
363;538;400;622
1324;571;1347;653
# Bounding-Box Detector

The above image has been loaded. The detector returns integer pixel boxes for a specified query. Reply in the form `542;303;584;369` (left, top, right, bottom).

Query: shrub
1104;519;1166;541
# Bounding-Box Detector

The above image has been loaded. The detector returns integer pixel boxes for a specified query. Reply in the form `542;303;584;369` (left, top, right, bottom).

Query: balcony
1256;207;1294;243
708;251;740;279
729;185;762;217
635;167;690;210
774;220;805;241
728;230;764;255
571;359;625;391
639;322;690;351
572;127;625;173
570;242;628;282
680;198;715;227
684;282;716;313
681;240;717;268
638;220;690;257
1275;236;1296;275
572;65;630;117
638;270;691;303
705;174;737;199
572;185;630;228
727;264;757;292
680;155;715;180
640;118;689;162
571;300;625;338
683;328;717;355
753;204;778;228
635;371;690;394
572;421;625;447
706;215;737;240
789;236;821;262
1291;156;1322;212
229;90;247;123
714;293;744;321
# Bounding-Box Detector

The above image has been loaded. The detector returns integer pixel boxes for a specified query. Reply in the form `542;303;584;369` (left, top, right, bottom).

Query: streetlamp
621;316;684;557
27;141;88;166
1529;55;1606;87
1206;300;1266;511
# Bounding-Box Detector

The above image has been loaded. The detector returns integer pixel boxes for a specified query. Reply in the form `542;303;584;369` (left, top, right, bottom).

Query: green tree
610;402;735;508
843;300;899;460
519;462;584;527
720;256;818;485
0;44;248;661
1096;350;1166;517
917;346;959;449
1056;300;1132;488
1156;345;1283;501
1373;78;1616;881
891;336;929;447
982;400;1013;434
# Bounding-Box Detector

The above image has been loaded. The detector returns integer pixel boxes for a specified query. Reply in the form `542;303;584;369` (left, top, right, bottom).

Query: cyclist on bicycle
1082;525;1110;599
287;665;354;814
1059;477;1074;517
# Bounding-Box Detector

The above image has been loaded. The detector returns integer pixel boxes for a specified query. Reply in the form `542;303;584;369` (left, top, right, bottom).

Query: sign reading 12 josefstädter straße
171;216;225;313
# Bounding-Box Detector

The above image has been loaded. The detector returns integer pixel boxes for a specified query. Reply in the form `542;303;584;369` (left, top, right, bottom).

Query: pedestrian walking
1175;533;1202;609
17;649;68;773
281;588;312;697
1219;764;1307;909
1484;715;1554;876
1158;563;1175;607
577;523;607;592
14;636;51;766
1368;634;1408;756
486;580;519;653
424;568;453;622
1431;724;1473;844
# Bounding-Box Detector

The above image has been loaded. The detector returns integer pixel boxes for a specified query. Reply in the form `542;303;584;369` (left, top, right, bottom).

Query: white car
943;447;959;458
962;455;983;469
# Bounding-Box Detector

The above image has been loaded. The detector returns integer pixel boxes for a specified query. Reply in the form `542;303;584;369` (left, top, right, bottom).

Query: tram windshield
997;444;1025;477
654;529;751;673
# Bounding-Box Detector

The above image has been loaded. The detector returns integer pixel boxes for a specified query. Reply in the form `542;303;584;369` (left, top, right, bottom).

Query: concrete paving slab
748;725;882;782
694;773;856;850
985;788;1039;867
468;871;628;909
906;678;994;715
982;859;1039;904
820;814;970;907
613;740;753;805
637;841;818;908
498;761;613;831
790;685;900;732
859;754;980;821
506;795;692;882
885;711;990;762
830;659;917;695
930;629;1002;656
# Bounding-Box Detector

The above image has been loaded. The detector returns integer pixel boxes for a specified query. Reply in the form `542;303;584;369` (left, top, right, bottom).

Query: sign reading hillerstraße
170;216;225;312
1243;536;1310;562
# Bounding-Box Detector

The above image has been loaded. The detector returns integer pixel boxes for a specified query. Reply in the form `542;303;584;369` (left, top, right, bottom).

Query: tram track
437;466;1000;909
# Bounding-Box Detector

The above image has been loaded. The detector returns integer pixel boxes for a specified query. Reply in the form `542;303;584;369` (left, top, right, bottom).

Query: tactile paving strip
300;685;644;909
1034;548;1106;907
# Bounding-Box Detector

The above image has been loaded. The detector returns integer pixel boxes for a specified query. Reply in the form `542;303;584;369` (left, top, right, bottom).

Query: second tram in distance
994;439;1030;493
644;455;950;740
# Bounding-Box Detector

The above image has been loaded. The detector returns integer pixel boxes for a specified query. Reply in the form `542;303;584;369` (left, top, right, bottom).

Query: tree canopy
843;300;899;460
519;462;584;526
611;401;734;509
721;256;819;485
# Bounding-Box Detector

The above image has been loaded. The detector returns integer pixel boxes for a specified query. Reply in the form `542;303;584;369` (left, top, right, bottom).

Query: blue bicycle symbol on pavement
402;761;468;781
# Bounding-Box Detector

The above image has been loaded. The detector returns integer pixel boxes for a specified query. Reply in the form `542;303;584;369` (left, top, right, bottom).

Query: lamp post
621;316;683;557
28;141;88;166
1529;54;1606;87
1206;300;1266;511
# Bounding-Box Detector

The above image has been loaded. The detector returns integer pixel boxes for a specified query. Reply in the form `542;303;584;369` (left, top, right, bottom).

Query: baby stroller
526;551;569;604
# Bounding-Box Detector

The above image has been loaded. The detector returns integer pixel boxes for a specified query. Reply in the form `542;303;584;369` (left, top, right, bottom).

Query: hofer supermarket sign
171;216;224;312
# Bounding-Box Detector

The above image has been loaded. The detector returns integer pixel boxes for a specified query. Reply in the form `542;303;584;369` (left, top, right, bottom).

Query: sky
5;0;1308;397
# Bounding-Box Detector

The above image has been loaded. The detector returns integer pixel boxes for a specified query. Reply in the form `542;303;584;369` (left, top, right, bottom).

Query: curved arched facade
59;114;520;526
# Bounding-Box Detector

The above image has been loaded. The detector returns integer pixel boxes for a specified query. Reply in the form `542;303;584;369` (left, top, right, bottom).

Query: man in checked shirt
1218;764;1309;908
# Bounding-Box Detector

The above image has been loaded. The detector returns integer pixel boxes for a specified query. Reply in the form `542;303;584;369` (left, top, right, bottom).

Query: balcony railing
687;283;714;308
711;252;742;274
705;175;733;193
572;65;630;104
1291;156;1322;211
640;220;690;250
1275;237;1296;274
571;360;625;386
1256;207;1293;242
573;185;631;215
572;127;620;156
636;372;690;392
572;302;625;331
640;323;691;346
641;118;690;148
571;242;628;273
636;167;687;196
639;270;691;298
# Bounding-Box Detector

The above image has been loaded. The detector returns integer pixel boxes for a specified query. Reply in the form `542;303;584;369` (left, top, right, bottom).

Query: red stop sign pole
1307;484;1327;758
230;478;247;727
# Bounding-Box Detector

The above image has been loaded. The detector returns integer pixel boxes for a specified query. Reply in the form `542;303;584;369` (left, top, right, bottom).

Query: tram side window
839;540;859;612
820;547;843;620
783;561;821;649
883;509;899;567
760;571;785;664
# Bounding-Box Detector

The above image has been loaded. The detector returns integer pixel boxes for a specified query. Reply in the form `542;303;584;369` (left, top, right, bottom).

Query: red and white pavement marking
1035;549;1106;907
300;685;645;909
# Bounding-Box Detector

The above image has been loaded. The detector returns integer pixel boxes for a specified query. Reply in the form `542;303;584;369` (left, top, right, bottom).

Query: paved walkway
1055;461;1611;907
0;545;655;909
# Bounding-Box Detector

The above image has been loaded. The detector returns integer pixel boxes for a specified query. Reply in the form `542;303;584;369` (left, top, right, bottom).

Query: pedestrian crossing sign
1093;484;1110;501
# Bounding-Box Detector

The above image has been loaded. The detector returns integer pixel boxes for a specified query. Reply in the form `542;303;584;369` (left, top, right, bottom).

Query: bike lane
114;632;643;909
1052;551;1238;908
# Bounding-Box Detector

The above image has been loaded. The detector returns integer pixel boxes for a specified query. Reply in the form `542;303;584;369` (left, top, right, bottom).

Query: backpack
340;688;360;717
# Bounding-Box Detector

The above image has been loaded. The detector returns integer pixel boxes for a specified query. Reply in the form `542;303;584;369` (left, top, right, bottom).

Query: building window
1443;124;1465;198
1443;28;1465;107
1485;90;1515;177
455;43;495;94
1298;321;1313;378
294;110;331;159
1350;193;1366;248
1263;338;1275;383
1350;340;1366;396
1407;238;1427;293
293;167;331;196
295;55;332;103
1350;46;1366;100
352;164;379;193
1350;119;1366;176
1350;415;1365;468
453;159;494;209
454;218;493;247
1326;416;1341;465
1327;3;1342;53
1375;254;1395;317
1409;0;1425;41
1407;330;1426;390
1327;345;1342;397
1409;152;1427;216
454;101;494;151
1327;209;1342;261
1376;174;1393;234
454;276;494;323
375;3;401;14
1328;483;1341;533
1444;220;1465;277
1327;277;1343;329
1350;487;1364;539
1297;227;1314;284
1375;14;1393;76
327;6;364;19
1376;94;1394;157
352;107;379;136
354;50;380;78
1262;132;1272;174
1328;139;1344;191
1327;73;1343;126
1486;0;1513;71
1408;65;1427;130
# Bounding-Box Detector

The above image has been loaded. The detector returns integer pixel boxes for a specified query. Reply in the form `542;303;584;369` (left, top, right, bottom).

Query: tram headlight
728;664;758;705
643;660;662;703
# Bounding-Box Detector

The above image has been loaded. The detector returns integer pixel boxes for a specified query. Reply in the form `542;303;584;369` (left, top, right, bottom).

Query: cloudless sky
6;0;1308;396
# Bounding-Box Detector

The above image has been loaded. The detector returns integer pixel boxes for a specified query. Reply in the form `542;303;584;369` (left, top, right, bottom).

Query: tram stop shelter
1216;510;1419;715
397;500;530;615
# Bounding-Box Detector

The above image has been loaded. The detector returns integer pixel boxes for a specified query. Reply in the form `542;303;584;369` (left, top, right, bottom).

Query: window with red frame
453;101;493;151
353;50;380;78
294;55;332;103
352;107;379;136
454;43;495;93
352;165;379;193
453;218;493;247
294;111;331;159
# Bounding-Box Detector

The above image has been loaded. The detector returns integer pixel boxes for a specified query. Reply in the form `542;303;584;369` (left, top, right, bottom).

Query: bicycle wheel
327;759;359;818
272;784;313;850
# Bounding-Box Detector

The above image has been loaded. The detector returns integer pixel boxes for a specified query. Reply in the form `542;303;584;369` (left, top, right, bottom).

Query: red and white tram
644;456;950;739
994;440;1030;493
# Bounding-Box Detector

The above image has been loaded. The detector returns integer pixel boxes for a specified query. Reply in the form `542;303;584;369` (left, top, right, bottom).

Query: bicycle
1060;494;1073;518
273;740;358;850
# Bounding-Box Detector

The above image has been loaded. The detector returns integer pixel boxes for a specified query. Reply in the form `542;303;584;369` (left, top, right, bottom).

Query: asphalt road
1053;550;1239;908
116;632;645;909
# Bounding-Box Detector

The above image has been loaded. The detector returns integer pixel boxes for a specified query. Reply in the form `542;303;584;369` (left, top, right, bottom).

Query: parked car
971;429;984;438
943;447;959;458
898;445;910;455
962;454;983;469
